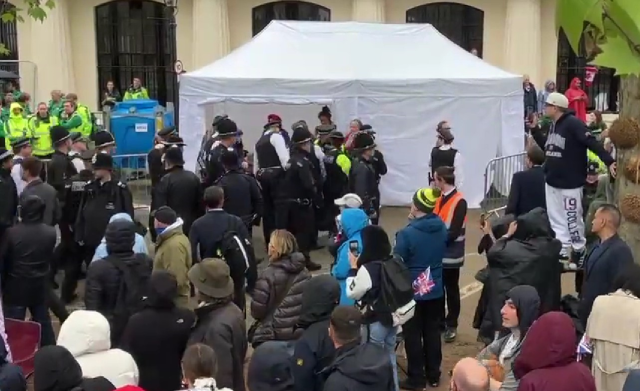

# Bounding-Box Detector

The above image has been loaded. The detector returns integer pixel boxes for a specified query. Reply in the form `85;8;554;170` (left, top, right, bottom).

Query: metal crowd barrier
39;153;151;209
482;152;527;212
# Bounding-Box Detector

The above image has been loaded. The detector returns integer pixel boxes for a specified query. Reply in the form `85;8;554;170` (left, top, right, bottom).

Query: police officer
314;124;338;232
204;118;238;188
10;136;32;196
47;126;78;202
197;115;228;181
0;147;18;241
69;132;88;173
152;146;203;239
282;126;321;271
75;153;134;265
360;125;387;224
321;130;351;232
255;116;290;246
429;121;463;188
148;126;178;188
94;130;116;155
216;148;263;233
59;150;94;303
349;131;379;224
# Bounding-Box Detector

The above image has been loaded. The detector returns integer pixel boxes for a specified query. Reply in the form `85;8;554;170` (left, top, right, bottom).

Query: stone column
503;0;542;84
28;0;75;103
351;0;385;23
192;0;230;69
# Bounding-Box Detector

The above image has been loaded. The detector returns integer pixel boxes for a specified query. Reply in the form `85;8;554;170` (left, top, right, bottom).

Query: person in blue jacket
331;207;369;305
393;187;447;390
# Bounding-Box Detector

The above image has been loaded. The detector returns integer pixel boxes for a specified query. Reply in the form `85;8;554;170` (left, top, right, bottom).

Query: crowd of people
0;72;638;391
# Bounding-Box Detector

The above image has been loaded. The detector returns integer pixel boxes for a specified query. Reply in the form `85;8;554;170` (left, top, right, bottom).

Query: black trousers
285;202;315;261
404;298;444;385
441;268;461;329
55;223;79;302
258;173;286;247
46;284;69;323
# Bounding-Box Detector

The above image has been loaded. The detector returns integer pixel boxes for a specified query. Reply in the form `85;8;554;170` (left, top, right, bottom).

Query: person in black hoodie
1;195;58;346
542;92;615;263
321;306;394;391
292;275;341;391
120;271;196;391
33;345;115;391
84;219;153;346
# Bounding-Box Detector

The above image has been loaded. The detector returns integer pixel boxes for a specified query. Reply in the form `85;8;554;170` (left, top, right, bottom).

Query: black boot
305;256;322;272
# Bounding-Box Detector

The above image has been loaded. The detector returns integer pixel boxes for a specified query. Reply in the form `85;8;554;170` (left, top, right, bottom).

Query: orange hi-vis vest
434;190;467;267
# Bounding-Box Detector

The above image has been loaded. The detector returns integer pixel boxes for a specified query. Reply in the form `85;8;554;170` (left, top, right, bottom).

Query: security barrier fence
40;153;151;208
482;152;527;212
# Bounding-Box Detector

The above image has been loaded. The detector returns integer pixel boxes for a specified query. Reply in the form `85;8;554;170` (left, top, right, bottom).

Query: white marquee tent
179;21;524;207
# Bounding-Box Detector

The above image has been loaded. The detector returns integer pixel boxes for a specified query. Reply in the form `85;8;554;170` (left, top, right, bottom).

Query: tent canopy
179;21;524;207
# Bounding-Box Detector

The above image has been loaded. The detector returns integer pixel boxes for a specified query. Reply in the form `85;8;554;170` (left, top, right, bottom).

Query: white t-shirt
498;333;519;364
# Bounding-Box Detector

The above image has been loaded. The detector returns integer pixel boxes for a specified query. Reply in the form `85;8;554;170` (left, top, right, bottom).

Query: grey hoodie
537;80;556;114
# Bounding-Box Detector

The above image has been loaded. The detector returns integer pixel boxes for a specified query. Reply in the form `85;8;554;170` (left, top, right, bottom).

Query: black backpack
106;254;151;344
219;230;254;280
374;256;414;313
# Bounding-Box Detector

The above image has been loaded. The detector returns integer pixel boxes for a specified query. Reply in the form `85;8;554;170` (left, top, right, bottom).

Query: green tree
556;0;640;260
0;0;56;55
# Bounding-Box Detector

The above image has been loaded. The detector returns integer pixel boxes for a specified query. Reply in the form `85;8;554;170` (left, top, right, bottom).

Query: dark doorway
556;28;619;112
95;0;177;108
252;1;331;37
406;2;484;57
0;0;19;76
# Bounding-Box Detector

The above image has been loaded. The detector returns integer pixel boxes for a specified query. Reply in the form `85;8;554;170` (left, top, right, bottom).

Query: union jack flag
413;267;435;295
577;334;592;361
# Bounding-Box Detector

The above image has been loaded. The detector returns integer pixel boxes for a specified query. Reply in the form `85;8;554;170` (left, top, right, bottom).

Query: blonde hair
268;230;298;261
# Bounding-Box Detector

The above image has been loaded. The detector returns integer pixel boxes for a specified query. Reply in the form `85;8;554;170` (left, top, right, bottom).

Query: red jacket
565;77;588;123
513;312;596;391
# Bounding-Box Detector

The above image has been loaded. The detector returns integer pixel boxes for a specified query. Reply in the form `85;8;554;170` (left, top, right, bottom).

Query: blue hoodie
331;208;369;306
393;213;447;301
92;213;149;262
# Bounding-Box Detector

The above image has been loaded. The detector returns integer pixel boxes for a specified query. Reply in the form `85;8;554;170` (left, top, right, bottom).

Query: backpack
374;257;416;326
106;254;151;343
219;230;255;280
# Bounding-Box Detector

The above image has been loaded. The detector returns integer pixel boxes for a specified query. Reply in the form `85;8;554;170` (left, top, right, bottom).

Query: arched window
0;0;19;76
252;1;331;37
556;28;619;112
95;0;177;107
406;2;484;57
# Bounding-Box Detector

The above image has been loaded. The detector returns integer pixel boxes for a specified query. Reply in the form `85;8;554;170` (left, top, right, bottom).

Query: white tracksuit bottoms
545;183;586;256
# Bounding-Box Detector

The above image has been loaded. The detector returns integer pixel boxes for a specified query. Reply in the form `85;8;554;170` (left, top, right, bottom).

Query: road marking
460;252;485;300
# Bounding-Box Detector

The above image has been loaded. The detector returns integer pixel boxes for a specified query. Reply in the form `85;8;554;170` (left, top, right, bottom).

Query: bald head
451;358;490;391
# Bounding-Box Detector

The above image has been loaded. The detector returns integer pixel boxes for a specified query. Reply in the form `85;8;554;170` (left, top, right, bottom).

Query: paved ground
58;206;579;391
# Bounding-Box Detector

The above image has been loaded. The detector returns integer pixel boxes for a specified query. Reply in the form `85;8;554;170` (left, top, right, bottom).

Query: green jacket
48;100;64;118
153;225;192;309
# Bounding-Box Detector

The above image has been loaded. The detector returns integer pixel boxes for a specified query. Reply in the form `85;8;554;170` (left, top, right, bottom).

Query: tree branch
603;10;640;56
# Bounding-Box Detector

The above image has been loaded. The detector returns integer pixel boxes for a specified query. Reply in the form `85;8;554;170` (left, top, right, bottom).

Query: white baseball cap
334;193;363;208
545;92;569;109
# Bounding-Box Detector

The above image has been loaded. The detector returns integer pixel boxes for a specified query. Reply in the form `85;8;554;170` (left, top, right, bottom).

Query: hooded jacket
92;213;148;262
84;220;153;344
153;217;192;308
321;341;394;391
120;271;196;391
393;213;447;301
56;310;139;388
485;208;562;334
544;109;613;189
565;77;588;123
623;369;640;391
20;178;60;226
331;208;369;305
514;312;596;391
1;195;57;307
33;345;115;391
251;252;311;344
292;275;341;391
477;285;540;391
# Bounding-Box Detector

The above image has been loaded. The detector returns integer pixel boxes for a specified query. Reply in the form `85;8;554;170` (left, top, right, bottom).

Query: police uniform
198;115;228;181
75;153;134;263
216;148;263;232
255;116;290;246
148;126;178;188
281;127;321;271
58;150;94;302
204;118;238;188
151;146;203;239
47;126;78;200
68;132;88;173
429;125;460;186
321;130;350;232
348;132;380;224
0;148;18;239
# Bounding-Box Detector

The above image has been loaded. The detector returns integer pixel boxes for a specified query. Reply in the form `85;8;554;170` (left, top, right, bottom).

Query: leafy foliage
0;0;56;55
556;0;640;75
